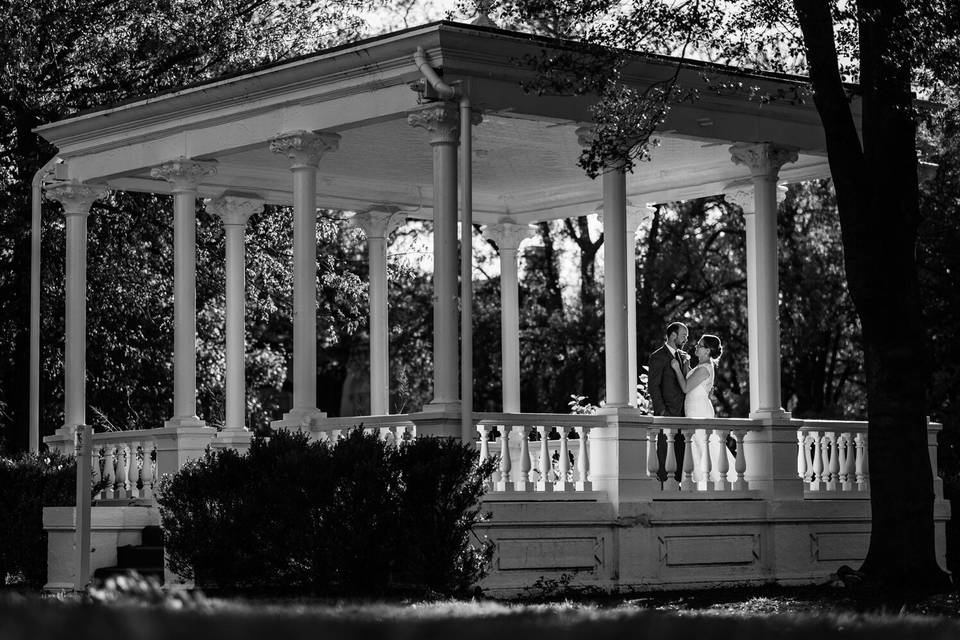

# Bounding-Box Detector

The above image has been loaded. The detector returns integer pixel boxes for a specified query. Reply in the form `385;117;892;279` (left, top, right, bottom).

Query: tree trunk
794;0;949;590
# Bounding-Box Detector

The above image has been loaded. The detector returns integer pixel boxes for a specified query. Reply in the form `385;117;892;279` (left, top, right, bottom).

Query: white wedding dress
683;363;715;418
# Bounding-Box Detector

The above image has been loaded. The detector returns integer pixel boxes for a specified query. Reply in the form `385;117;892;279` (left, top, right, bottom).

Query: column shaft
500;247;521;413
368;235;389;415
432;140;459;406
744;212;761;412
172;190;199;421
64;213;88;428
224;223;246;429
753;174;782;412
602;169;629;406
292;165;318;413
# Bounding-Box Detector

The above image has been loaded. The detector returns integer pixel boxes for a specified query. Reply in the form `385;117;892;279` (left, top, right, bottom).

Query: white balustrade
650;417;758;496
477;414;599;495
44;425;215;504
797;421;870;496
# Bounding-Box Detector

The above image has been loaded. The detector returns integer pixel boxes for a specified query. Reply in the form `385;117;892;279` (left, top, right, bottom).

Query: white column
209;194;263;436
350;208;406;416
577;125;630;407
151;159;216;428
602;166;630;407
730;143;797;418
44;181;108;432
409;105;461;411
483;220;535;413
625;205;652;407
725;189;760;413
269;131;340;426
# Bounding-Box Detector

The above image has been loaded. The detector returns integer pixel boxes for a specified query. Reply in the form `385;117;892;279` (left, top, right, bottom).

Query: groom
648;322;690;416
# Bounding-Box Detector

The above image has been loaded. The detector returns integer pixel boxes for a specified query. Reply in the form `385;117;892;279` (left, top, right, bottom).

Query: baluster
141;441;156;500
498;425;513;492
477;425;491;490
855;433;869;491
811;432;823;490
102;445;117;499
556;428;571;491
379;427;391;444
703;431;715;491
646;430;660;483
395;425;408;447
733;430;748;491
714;429;731;491
839;433;854;491
802;433;815;483
664;429;679;491
825;432;836;489
576;426;591;491
128;441;142;499
828;432;841;490
536;426;552;491
680;430;695;491
515;426;532;491
797;430;806;479
116;444;131;499
90;444;103;501
478;425;490;461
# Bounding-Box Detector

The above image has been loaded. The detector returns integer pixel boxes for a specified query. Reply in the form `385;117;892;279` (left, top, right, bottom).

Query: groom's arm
648;354;666;415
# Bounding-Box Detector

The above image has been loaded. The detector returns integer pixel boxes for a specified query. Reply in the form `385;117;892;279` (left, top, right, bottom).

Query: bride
669;334;722;418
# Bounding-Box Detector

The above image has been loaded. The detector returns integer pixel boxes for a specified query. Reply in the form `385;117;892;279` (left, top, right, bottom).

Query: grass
3;582;960;640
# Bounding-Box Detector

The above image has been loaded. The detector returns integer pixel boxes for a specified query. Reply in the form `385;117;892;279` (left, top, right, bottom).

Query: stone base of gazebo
476;497;950;595
41;412;949;593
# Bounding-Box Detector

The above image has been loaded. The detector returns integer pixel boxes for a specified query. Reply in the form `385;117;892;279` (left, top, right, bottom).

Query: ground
4;580;960;640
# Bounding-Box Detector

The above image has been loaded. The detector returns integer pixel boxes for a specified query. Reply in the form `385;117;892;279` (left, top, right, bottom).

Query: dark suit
648;345;688;416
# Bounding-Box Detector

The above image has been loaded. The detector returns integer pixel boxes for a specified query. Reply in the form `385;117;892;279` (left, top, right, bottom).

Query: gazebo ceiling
36;21;844;225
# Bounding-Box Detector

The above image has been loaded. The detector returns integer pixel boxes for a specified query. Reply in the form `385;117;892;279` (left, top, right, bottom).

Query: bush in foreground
157;429;496;595
0;452;76;587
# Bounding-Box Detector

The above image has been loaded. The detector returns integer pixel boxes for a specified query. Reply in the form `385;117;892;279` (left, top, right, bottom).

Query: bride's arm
670;362;707;393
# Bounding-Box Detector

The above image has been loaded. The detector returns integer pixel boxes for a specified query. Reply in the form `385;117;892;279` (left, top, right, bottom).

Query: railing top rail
651;416;757;428
475;412;606;427
798;419;869;432
292;415;417;429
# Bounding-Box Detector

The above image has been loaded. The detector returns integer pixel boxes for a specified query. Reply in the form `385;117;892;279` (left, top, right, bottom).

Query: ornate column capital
208;193;264;227
350;206;406;238
269;130;340;167
150;158;217;193
45;180;109;216
408;104;476;145
724;184;788;213
730;142;798;179
483;218;535;251
724;188;755;213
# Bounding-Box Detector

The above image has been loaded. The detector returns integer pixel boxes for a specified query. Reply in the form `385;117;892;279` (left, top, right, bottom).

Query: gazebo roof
35;21;844;224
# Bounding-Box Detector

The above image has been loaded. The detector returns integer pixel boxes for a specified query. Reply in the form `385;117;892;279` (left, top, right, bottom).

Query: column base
271;408;328;429
421;400;462;413
164;416;206;429
749;409;792;420
211;429;254;452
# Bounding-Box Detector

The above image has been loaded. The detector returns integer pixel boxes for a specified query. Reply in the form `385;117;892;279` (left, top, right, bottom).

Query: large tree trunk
794;0;949;589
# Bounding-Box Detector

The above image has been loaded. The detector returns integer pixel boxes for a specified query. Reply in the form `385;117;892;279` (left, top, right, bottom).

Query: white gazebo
36;21;947;594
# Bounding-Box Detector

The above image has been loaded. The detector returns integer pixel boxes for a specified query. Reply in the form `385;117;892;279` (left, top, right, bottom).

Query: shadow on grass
2;584;960;640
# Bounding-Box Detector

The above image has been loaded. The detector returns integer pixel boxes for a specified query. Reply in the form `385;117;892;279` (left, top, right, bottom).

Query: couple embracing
648;322;723;418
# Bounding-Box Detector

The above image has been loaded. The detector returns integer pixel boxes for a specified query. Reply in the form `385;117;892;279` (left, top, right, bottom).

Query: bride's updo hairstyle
700;334;723;362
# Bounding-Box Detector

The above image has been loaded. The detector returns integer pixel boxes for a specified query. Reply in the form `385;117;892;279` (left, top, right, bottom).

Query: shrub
157;429;495;596
0;452;76;587
395;437;497;594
